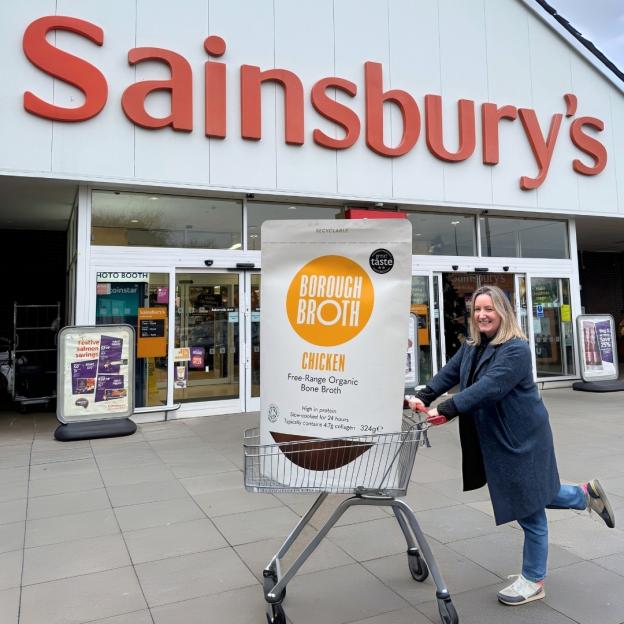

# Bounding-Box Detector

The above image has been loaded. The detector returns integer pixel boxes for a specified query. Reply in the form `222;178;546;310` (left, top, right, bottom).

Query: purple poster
99;335;124;373
71;360;98;394
157;287;169;304
595;320;614;364
95;374;126;402
189;346;205;370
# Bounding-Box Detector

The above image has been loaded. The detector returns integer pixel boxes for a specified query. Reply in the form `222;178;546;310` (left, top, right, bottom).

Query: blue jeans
518;484;587;582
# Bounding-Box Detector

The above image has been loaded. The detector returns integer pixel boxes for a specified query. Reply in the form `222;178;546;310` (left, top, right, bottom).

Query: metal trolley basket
243;415;458;624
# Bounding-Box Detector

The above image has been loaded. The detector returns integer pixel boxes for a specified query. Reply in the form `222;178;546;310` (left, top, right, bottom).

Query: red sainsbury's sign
22;15;607;190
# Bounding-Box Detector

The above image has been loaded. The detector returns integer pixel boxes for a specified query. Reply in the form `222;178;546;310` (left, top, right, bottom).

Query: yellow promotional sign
137;307;167;358
561;304;571;322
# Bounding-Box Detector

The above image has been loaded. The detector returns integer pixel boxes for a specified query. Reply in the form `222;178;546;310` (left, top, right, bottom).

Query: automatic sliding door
174;272;240;403
530;277;575;377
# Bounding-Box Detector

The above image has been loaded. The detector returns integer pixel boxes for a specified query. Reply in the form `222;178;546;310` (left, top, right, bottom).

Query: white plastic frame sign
576;314;619;382
57;325;135;423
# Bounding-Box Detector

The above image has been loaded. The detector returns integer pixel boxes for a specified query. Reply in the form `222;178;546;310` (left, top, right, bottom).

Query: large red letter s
23;16;108;122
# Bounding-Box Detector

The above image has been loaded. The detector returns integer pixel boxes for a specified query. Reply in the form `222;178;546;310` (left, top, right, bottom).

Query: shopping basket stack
243;413;459;624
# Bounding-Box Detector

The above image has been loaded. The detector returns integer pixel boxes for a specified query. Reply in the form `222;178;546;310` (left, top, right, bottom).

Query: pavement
1;387;624;624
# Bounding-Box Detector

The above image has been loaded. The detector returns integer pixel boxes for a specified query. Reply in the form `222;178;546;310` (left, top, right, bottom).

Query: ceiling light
130;219;139;223
451;221;460;225
149;196;159;201
288;206;297;210
229;243;242;250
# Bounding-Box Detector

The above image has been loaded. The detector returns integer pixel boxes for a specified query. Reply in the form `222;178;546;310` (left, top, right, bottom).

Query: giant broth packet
260;219;412;489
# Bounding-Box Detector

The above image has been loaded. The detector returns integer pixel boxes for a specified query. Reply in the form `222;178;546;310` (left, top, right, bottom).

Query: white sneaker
497;574;545;606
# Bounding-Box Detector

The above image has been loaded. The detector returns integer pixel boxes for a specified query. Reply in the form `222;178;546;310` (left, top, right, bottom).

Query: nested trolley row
243;414;459;624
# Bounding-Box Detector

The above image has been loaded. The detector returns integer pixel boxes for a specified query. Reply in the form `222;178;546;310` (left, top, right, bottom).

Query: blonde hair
467;285;527;346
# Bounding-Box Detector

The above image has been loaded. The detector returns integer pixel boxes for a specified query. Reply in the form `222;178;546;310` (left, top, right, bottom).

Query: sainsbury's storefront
1;0;623;421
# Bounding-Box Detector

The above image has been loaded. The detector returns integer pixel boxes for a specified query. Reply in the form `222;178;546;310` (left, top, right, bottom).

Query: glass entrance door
174;272;241;404
244;273;261;411
439;272;516;362
173;270;262;412
530;277;575;377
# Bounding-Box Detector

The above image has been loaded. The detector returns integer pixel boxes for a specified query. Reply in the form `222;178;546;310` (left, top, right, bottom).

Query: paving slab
285;563;408;624
150;584;267;624
22;533;131;585
123;518;227;564
363;546;501;606
106;479;189;507
86;611;154;624
0;498;26;525
234;525;356;581
0;550;22;591
134;547;257;607
0;588;19;624
543;560;624;624
114;497;205;531
27;472;104;497
25;508;119;548
27;488;111;520
0;522;24;555
19;566;147;624
446;528;583;579
416;583;577;624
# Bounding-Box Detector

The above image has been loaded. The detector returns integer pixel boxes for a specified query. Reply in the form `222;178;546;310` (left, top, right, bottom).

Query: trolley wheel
263;570;286;601
266;603;286;624
437;597;458;624
408;551;429;582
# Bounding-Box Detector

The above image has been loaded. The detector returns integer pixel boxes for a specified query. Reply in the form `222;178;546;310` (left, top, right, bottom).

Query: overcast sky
551;0;624;71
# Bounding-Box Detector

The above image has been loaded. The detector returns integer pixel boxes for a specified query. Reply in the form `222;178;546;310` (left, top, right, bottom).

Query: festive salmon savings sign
260;219;412;488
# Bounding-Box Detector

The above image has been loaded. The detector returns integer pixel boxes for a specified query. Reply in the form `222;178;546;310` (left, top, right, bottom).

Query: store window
480;217;569;259
531;277;575;377
247;202;341;250
96;272;169;407
91;191;242;249
406;213;476;255
409;277;433;385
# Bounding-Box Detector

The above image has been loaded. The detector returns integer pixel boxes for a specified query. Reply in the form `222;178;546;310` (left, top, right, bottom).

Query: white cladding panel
274;0;336;194
485;0;537;210
208;0;276;190
52;0;135;179
133;0;210;186
611;91;624;215
389;0;444;204
570;58;619;215
0;0;622;217
438;0;491;207
0;0;55;174
334;0;392;199
527;14;579;214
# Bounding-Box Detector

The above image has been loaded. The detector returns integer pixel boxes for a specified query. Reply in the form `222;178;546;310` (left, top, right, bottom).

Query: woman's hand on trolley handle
422;408;448;426
406;396;449;426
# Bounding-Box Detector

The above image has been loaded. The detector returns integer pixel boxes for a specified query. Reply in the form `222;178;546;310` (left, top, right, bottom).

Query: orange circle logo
286;255;374;346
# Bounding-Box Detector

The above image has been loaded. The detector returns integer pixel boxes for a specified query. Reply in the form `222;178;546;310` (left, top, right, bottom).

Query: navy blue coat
428;338;560;525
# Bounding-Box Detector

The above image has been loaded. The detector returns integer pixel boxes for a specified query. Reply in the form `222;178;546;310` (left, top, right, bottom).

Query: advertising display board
260;219;412;486
57;325;135;423
577;314;619;381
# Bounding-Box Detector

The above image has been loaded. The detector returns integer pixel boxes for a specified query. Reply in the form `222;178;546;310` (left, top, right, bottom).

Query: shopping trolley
243;413;459;624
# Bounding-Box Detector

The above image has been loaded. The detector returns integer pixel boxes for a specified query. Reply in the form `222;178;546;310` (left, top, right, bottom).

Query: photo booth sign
260;219;412;487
